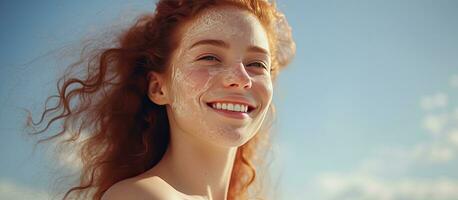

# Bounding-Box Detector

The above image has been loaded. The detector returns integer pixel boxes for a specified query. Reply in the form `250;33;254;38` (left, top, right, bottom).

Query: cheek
168;66;214;120
186;67;213;91
170;66;216;107
254;75;273;103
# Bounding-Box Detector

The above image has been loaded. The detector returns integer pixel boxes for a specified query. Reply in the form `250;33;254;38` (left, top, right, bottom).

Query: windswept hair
27;0;295;199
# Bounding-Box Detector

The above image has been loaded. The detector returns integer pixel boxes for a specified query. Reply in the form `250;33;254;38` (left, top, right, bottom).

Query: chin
205;127;257;148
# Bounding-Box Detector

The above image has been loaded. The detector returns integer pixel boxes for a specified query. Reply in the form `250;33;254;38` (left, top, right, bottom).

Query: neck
153;123;237;200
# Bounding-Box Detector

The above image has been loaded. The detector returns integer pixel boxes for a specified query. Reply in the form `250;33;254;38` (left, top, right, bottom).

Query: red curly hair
27;0;295;199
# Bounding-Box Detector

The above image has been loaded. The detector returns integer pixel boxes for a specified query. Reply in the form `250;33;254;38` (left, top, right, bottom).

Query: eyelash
198;55;221;62
247;61;268;70
197;55;268;70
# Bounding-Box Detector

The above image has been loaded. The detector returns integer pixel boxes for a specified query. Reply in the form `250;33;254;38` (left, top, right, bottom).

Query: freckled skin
103;5;278;200
164;7;273;147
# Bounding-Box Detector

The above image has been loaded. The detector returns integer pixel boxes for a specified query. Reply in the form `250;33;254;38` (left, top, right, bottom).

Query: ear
147;71;169;105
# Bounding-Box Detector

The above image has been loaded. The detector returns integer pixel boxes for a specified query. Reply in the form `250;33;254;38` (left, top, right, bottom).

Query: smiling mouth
206;102;256;113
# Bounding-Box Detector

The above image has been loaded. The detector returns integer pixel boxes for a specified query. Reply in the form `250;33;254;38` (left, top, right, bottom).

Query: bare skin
102;5;272;200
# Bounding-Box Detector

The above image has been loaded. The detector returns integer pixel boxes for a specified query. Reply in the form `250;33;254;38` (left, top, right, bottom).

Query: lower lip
208;106;250;119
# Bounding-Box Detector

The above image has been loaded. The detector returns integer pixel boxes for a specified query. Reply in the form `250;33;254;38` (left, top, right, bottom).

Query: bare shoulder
101;176;180;200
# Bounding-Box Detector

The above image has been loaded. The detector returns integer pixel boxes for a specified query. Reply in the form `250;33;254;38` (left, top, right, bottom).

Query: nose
223;62;252;89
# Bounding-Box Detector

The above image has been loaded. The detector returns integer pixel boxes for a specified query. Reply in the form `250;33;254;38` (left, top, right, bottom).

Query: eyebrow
189;39;269;55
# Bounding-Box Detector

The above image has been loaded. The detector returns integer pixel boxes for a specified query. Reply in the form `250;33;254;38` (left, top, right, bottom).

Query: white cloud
313;143;457;199
46;130;89;172
450;74;458;88
420;93;448;111
313;75;458;200
0;180;50;200
317;173;458;200
422;113;449;135
412;143;455;163
356;147;414;176
453;108;458;121
448;129;458;146
53;142;83;171
357;143;455;176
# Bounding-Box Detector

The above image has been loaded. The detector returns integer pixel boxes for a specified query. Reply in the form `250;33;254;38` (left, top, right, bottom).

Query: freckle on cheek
187;68;212;90
170;67;214;119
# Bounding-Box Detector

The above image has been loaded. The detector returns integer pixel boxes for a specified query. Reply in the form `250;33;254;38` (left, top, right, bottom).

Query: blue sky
1;0;458;199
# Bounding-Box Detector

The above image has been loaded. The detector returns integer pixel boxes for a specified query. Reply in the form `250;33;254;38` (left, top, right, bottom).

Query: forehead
179;6;270;51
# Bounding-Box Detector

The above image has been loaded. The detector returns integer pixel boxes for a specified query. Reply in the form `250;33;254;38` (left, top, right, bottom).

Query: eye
247;61;268;70
198;55;221;62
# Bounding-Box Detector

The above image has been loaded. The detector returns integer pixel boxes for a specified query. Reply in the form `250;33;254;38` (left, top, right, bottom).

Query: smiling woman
27;0;295;200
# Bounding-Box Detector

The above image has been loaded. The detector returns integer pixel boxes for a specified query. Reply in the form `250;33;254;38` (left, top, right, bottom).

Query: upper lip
206;96;257;111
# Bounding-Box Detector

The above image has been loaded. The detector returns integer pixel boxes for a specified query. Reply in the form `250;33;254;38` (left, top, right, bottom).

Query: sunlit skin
102;6;273;200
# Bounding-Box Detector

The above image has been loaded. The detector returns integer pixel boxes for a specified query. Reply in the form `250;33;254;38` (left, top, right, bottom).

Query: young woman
29;0;295;199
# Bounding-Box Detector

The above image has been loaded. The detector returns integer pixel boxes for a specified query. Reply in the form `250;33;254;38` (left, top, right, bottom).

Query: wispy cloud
314;74;458;200
412;143;455;163
449;129;458;146
450;74;458;88
317;173;458;200
0;180;50;200
420;92;448;111
422;113;449;135
45;129;89;172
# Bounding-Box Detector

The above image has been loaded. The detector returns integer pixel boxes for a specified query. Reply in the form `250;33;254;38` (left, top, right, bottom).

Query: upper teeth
211;102;249;113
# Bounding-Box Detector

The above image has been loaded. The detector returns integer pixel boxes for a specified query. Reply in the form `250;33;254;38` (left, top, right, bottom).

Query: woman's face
164;6;273;147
